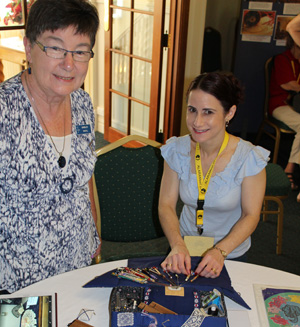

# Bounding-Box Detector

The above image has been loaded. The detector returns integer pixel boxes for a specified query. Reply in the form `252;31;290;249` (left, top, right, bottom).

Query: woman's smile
187;90;225;142
24;26;91;100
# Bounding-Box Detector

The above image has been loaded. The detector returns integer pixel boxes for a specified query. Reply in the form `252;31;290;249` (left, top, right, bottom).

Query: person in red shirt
269;32;300;201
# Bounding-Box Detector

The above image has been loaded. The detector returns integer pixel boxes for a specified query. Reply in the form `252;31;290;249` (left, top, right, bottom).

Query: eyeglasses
35;40;94;62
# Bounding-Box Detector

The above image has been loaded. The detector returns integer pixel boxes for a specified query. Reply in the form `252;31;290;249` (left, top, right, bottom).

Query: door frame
163;0;190;142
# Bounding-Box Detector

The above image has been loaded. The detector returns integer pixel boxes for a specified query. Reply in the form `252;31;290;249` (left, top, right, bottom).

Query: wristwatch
214;246;227;259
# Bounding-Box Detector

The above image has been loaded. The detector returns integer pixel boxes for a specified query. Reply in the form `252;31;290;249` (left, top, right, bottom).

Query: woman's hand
195;248;225;278
161;244;191;275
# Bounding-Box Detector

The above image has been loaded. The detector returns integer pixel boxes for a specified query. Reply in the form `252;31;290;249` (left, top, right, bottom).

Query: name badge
76;124;91;135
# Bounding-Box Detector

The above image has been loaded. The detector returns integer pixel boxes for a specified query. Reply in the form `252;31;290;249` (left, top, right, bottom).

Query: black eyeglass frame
35;40;94;62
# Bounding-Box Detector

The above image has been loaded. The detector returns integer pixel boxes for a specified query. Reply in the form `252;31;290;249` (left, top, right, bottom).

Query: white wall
180;0;207;135
179;0;241;135
0;30;25;80
90;0;105;133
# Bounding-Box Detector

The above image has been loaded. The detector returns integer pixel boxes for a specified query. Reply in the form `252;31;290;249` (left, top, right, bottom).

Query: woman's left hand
195;248;224;278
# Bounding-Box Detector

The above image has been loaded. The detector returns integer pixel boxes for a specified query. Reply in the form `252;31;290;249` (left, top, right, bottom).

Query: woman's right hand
161;244;191;275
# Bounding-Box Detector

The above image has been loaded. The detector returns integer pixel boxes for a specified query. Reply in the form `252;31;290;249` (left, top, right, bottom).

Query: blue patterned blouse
0;73;100;292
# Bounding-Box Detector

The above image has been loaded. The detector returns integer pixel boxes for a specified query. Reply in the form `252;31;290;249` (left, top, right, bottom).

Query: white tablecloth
5;260;300;326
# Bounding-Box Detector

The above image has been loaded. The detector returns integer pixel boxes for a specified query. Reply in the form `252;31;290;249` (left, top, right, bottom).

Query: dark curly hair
186;72;244;113
25;0;99;48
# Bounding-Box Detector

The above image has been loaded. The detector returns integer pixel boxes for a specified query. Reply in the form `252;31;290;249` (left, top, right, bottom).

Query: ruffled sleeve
160;135;191;180
207;139;270;201
235;142;270;183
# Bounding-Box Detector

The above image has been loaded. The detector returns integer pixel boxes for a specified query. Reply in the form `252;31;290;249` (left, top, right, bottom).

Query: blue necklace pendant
58;155;66;168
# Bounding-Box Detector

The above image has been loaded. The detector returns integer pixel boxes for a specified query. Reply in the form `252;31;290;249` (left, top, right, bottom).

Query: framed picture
254;284;300;327
0;294;57;327
274;15;295;41
0;0;36;30
241;10;276;36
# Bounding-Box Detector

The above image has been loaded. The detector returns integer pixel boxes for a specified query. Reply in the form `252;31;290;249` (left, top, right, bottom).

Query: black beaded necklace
24;70;66;168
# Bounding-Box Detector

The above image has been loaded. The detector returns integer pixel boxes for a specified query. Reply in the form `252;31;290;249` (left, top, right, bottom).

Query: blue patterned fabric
83;256;250;310
0;73;99;293
86;256;247;327
161;135;270;259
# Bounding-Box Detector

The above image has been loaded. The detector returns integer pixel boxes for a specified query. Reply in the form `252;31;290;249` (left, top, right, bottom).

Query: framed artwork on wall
0;0;36;30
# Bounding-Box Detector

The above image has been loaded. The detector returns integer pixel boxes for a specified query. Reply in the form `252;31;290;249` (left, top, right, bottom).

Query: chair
93;135;169;263
255;56;295;163
262;163;291;255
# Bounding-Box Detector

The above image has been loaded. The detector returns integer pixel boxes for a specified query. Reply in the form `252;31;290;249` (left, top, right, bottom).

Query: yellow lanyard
195;132;229;233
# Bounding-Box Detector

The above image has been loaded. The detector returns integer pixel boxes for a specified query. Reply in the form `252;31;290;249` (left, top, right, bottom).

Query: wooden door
104;0;190;144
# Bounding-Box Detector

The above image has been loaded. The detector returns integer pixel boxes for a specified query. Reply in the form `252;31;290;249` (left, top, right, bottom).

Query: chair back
94;136;165;242
264;56;274;120
264;56;295;131
255;56;295;163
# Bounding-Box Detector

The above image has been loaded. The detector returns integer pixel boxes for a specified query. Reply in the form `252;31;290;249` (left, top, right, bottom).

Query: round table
7;260;300;327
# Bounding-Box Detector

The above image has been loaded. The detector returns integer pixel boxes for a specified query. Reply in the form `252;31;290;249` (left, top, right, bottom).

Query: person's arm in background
281;80;300;92
287;14;300;47
159;161;191;275
273;51;300;92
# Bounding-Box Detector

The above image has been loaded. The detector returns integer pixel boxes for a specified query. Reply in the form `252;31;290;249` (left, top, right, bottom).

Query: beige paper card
165;286;185;297
184;236;214;256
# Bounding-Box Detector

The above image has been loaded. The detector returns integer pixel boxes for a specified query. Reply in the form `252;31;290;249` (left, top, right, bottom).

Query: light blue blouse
161;135;270;259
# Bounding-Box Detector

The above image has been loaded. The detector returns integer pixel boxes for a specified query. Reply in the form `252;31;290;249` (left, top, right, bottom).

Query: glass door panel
112;0;131;8
112;53;129;95
133;13;153;59
112;9;130;53
131;58;151;103
130;102;149;137
111;93;128;133
134;0;154;12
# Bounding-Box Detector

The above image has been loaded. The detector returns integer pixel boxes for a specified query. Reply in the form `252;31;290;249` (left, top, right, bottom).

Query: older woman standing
0;0;100;293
